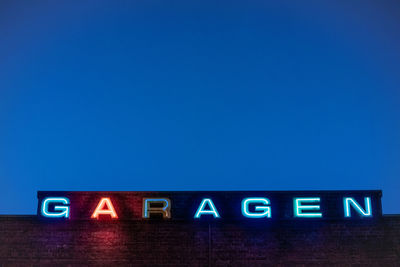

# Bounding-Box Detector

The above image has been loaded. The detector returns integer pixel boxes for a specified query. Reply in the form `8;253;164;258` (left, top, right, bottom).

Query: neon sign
91;197;118;219
194;198;220;218
37;191;382;221
41;197;70;218
143;198;171;219
344;197;372;217
241;198;271;218
293;198;322;218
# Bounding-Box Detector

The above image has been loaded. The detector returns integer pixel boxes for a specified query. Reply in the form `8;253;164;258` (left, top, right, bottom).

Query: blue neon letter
344;197;372;217
142;198;171;219
294;198;322;218
241;198;271;218
41;197;70;218
194;198;220;218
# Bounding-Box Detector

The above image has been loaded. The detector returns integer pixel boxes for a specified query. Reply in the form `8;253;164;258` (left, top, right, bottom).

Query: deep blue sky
1;1;399;214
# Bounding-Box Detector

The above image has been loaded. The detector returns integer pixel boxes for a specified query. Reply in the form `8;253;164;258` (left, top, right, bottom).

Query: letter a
91;197;118;219
194;198;220;218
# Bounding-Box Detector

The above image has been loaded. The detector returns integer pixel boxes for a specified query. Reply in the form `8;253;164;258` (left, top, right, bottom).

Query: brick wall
0;215;399;266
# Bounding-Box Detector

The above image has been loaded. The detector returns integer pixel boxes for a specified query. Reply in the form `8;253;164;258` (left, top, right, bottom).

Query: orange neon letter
91;197;118;219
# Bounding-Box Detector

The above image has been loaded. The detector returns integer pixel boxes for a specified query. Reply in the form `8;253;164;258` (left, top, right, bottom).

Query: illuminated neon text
39;194;377;220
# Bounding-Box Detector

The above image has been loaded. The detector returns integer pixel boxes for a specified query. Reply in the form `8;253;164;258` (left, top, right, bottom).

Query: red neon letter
91;197;118;219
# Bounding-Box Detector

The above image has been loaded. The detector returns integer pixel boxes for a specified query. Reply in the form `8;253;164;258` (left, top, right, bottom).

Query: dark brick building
0;191;399;266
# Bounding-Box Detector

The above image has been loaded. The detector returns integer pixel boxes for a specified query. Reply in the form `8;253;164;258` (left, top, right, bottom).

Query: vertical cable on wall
208;222;212;267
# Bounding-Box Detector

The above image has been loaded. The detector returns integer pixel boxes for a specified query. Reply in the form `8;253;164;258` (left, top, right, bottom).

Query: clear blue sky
1;1;399;214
